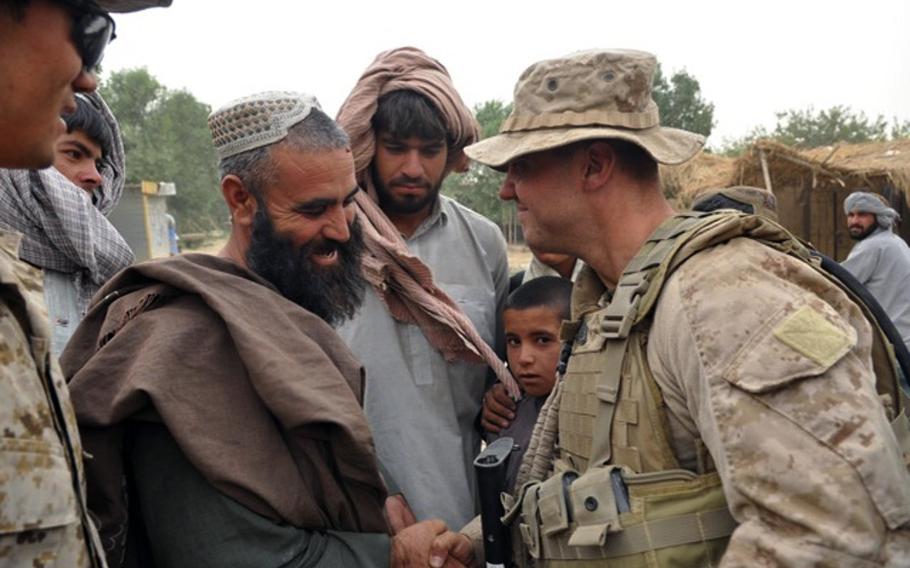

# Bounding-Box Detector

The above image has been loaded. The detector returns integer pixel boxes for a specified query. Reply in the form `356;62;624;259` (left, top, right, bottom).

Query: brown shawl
337;46;519;397
62;254;388;562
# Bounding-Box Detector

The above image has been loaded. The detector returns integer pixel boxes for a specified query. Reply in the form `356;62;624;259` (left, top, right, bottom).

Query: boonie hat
95;0;173;12
208;91;321;160
465;49;705;169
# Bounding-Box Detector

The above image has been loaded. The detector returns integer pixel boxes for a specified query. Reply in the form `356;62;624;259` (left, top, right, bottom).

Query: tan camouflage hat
465;49;705;169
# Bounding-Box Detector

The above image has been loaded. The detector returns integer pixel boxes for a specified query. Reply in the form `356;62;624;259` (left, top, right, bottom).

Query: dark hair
608;138;658;181
372;89;449;145
218;107;349;203
0;0;30;19
505;276;573;322
64;95;113;156
691;194;753;215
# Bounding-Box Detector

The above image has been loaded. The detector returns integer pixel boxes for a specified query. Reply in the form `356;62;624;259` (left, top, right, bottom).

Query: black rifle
474;437;514;567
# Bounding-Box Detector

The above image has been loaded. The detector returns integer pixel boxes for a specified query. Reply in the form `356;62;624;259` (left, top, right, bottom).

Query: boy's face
504;306;562;398
53;129;103;192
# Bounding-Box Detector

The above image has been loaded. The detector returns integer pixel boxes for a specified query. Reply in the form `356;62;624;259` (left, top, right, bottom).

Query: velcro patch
773;306;851;368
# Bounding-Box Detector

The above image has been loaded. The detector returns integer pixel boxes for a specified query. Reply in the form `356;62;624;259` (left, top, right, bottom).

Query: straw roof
735;139;910;204
661;151;738;207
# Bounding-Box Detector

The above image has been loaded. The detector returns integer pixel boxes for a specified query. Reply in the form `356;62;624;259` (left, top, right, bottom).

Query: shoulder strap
589;209;910;468
589;211;728;465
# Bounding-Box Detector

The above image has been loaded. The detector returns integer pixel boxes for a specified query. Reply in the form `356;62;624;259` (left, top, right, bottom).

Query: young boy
486;276;573;492
0;92;133;356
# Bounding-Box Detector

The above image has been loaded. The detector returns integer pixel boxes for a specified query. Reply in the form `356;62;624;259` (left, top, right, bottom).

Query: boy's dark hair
505;276;573;322
372;89;450;146
64;95;114;157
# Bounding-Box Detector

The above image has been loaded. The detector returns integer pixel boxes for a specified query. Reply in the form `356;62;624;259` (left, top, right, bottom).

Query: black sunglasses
58;1;117;70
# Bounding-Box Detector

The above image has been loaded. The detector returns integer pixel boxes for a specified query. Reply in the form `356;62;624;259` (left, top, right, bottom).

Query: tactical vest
506;211;910;567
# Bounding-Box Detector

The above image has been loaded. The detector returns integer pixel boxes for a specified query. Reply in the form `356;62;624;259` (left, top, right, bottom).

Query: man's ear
221;175;258;228
581;141;617;192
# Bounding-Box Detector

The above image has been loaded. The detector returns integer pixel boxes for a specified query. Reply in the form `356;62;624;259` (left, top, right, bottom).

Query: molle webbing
564;211;721;470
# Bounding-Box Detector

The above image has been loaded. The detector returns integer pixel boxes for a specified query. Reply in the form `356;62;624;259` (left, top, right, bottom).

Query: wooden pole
760;149;774;194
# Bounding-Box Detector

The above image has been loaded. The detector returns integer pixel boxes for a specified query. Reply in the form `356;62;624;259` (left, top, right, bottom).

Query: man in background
336;47;510;529
0;92;133;356
843;190;910;352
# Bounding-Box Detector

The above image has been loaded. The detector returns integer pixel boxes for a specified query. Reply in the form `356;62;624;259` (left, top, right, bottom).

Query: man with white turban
843;190;910;352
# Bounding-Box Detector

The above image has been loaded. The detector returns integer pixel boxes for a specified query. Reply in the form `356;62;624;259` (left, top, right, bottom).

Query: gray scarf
0;92;134;311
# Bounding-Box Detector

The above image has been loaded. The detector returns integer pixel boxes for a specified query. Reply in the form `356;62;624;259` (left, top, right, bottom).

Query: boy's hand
480;383;516;433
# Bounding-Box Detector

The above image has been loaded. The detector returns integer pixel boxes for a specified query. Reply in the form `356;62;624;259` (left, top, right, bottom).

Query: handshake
387;495;478;568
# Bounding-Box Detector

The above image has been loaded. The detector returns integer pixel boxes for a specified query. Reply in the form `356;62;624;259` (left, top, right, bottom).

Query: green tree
718;106;906;155
100;68;224;232
767;105;889;148
442;100;512;227
652;65;715;138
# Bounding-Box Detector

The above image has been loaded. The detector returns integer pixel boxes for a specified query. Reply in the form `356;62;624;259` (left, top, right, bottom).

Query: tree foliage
442;101;512;226
766;105;890;148
100;68;225;232
652;65;715;138
719;106;910;155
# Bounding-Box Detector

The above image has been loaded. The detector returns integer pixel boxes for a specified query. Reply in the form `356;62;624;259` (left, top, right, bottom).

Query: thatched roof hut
732;139;910;260
663;139;910;260
661;152;738;207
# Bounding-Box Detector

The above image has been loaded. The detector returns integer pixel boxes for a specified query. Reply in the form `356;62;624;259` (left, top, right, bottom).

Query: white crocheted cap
208;91;321;160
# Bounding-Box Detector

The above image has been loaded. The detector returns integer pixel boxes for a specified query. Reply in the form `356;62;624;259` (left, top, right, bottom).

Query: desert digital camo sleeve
649;237;910;566
0;231;104;568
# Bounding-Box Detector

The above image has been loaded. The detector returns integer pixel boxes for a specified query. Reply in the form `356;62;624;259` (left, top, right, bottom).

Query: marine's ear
221;175;258;228
581;141;617;192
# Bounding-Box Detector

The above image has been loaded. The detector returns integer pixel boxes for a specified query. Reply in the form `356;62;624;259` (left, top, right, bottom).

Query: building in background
109;180;177;261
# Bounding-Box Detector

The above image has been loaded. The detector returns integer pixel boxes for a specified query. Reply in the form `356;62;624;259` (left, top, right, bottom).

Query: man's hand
385;494;418;535
391;520;451;567
429;531;477;568
480;383;516;434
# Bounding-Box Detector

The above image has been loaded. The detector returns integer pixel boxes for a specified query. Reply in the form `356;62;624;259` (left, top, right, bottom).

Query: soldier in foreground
434;49;910;567
0;1;168;566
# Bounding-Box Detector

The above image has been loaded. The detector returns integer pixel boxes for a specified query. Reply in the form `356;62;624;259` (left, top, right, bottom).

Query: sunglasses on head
58;0;117;71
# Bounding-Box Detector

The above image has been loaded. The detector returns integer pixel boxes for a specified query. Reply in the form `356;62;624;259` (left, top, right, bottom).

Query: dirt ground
187;235;533;273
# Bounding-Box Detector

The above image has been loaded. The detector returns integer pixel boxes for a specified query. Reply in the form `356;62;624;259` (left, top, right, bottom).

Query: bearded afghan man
63;92;465;568
335;47;510;531
842;190;910;353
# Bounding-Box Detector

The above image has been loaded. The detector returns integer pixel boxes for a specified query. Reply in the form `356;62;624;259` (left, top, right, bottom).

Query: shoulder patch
773;306;852;368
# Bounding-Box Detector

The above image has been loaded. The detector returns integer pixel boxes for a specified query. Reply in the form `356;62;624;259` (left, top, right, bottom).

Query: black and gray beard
246;210;366;327
849;223;877;241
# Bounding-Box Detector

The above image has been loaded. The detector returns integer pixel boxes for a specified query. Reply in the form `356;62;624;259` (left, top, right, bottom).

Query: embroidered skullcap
208;92;321;160
844;191;900;229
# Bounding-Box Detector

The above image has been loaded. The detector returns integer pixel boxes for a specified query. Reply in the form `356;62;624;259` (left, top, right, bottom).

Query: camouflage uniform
0;231;104;567
641;235;910;565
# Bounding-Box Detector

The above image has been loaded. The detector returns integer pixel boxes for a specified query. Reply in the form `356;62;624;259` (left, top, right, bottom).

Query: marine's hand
429;531;477;568
481;382;516;433
385;493;418;534
390;519;448;568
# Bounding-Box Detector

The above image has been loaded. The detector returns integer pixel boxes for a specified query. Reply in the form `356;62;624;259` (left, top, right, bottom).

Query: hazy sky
101;0;910;148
